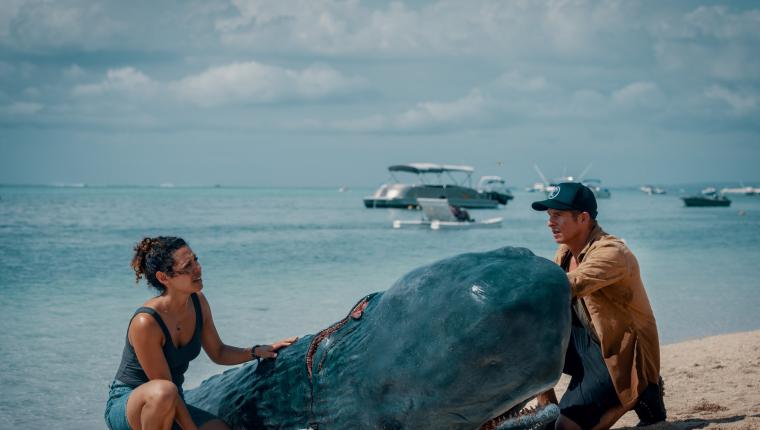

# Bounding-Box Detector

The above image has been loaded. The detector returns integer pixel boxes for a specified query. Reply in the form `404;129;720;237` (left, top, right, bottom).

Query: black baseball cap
531;182;598;219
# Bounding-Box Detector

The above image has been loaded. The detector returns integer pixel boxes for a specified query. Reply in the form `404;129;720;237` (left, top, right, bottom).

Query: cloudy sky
1;0;758;187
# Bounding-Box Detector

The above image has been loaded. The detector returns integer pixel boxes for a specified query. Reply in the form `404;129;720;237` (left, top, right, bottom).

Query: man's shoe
634;376;667;426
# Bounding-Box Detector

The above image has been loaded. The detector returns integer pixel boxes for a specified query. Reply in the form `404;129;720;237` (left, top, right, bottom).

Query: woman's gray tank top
113;293;203;388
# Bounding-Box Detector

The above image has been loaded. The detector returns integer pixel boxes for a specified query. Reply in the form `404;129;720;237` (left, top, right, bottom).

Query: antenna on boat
533;164;550;186
578;163;593;182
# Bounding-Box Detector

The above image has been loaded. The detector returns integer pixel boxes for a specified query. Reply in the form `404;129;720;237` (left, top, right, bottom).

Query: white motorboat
392;198;503;230
640;185;667;195
720;186;757;195
477;176;514;201
582;179;611;199
365;163;513;209
525;182;546;193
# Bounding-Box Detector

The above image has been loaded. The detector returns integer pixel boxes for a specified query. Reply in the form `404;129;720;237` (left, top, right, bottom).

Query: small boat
393;198;502;230
582;179;611;199
720;186;757;195
525;182;546;193
682;196;731;207
477;176;514;202
365;163;512;209
681;189;731;207
640;185;666;195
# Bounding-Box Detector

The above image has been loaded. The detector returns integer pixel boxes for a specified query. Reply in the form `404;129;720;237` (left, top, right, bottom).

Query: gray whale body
185;247;571;429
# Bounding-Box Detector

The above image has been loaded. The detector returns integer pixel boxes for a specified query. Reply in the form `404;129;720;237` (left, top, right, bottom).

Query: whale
185;247;571;429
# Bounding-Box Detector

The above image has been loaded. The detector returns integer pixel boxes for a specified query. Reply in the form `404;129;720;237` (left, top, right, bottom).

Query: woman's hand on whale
255;336;298;359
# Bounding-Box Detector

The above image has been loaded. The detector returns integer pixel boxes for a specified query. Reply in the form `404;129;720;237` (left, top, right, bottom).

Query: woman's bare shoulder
128;310;163;342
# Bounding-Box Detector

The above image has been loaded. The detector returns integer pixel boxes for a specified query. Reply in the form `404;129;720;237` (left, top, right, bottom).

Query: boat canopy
388;163;474;174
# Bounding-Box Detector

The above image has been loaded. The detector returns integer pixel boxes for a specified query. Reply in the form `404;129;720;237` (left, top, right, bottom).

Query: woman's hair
131;236;187;293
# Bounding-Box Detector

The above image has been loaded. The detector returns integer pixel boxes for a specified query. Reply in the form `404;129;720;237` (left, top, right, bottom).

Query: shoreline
548;329;760;429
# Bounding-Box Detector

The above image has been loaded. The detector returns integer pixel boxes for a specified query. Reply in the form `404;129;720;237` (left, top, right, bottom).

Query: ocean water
1;185;759;429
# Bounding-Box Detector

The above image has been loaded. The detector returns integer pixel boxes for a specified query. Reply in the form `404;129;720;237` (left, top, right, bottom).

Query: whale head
314;247;571;429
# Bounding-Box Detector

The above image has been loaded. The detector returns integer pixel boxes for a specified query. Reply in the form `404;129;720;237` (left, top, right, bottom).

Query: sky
1;0;759;187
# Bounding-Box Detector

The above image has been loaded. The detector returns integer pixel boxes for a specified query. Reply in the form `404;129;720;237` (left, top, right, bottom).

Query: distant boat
640;185;666;195
720;186;757;195
682;196;731;207
477;176;514;202
159;183;175;188
681;188;731;207
582;178;611;199
525;182;546;193
392;198;503;230
364;163;513;209
533;164;611;199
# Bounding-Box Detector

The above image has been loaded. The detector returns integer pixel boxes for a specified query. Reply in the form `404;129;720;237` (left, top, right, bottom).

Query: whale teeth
478;404;542;430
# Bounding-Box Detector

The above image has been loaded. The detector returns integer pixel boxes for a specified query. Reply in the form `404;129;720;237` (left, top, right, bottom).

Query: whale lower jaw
481;403;560;430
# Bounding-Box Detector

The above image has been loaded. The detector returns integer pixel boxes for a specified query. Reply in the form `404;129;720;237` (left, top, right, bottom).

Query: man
450;204;473;222
531;182;666;430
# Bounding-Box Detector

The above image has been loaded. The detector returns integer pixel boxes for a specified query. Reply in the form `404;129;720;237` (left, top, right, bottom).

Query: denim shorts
104;380;218;430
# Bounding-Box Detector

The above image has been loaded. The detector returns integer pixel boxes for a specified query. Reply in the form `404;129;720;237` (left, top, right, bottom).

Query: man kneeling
532;183;666;430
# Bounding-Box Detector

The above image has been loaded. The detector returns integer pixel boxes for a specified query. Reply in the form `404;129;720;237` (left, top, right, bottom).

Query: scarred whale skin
185;247;571;430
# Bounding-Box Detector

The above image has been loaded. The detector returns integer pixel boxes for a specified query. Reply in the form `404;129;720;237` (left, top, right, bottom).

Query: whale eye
479;356;503;368
470;284;486;301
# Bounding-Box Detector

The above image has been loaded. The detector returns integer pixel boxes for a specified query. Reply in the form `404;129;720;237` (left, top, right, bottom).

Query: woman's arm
129;314;198;430
197;292;297;365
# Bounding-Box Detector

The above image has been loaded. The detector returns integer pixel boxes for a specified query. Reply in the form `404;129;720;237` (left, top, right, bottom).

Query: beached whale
185;247;571;430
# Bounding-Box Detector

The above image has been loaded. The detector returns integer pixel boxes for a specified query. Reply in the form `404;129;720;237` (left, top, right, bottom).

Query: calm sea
1;185;759;429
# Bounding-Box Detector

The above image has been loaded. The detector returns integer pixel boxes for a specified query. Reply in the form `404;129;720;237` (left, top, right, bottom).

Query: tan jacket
554;225;660;407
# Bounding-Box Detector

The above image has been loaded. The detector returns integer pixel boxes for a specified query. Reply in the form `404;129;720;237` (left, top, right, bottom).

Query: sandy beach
549;329;760;429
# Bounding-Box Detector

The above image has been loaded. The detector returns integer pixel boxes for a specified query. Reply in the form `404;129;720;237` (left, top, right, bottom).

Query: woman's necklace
158;301;185;331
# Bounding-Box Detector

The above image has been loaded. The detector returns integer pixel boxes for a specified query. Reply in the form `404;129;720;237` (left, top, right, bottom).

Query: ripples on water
0;186;759;429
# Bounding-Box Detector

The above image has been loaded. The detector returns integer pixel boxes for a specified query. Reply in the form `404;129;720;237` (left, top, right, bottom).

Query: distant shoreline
2;181;760;190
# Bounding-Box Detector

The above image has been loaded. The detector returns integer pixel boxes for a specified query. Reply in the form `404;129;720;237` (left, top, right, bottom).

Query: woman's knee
145;380;179;409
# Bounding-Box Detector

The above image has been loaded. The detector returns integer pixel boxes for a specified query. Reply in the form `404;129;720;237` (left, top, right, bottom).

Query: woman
105;236;297;430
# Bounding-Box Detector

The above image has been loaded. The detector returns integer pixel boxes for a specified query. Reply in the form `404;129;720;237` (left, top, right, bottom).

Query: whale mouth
447;411;470;423
479;403;559;430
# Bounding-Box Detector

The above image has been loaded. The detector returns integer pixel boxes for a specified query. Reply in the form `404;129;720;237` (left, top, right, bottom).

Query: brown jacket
554;225;660;407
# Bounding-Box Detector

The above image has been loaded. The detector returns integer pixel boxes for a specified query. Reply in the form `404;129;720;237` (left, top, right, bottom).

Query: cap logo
548;186;560;199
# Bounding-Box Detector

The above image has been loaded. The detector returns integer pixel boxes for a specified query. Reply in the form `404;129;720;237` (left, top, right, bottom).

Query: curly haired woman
105;236;297;430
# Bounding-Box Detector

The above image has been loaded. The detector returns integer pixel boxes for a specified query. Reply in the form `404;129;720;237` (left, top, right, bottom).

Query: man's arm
566;241;629;298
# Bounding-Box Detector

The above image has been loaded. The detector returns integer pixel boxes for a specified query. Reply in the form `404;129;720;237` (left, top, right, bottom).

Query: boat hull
392;218;503;230
681;197;731;207
431;218;503;230
364;184;504;209
591;187;611;199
